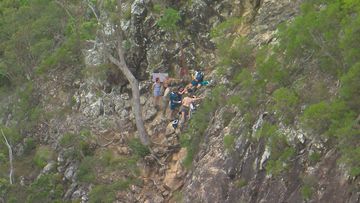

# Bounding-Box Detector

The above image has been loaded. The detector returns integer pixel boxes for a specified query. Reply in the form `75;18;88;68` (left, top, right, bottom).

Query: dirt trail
139;109;187;202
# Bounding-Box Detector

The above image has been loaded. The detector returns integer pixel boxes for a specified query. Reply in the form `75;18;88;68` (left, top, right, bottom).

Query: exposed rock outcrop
11;0;359;202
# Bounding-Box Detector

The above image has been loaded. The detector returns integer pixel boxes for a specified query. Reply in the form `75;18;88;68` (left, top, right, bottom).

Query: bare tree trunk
108;43;150;146
84;0;100;23
82;0;150;146
1;129;14;184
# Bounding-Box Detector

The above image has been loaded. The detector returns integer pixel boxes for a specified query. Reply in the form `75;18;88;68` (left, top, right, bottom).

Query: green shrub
7;197;17;203
265;131;295;175
100;149;116;167
0;178;9;196
24;137;36;153
107;156;140;177
215;37;254;73
273;87;298;104
0;153;5;163
89;184;117;203
266;147;295;176
210;17;242;38
0;66;11;87
222;111;235;127
228;69;264;112
80;20;98;40
0;126;21;145
336;119;360;176
33;146;54;168
301;102;332;135
26;173;63;203
256;48;287;86
60;131;94;160
232;69;252;86
152;4;162;14
278;0;344;77
301;101;349;136
0;0;68;84
172;191;184;203
59;133;74;147
255;122;277;140
89;180;133;203
302;100;359;175
272;87;299;124
180;86;226;168
308;151;321;165
63;147;83;161
128;138;150;158
179;133;194;168
340;7;360;67
36;35;81;75
157;8;180;32
122;6;132;20
295;79;330;104
223;135;236;152
235;178;247;188
300;184;313;200
340;63;360;112
77;156;97;183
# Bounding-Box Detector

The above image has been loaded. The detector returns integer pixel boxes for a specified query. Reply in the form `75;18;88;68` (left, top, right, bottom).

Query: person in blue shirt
168;87;185;120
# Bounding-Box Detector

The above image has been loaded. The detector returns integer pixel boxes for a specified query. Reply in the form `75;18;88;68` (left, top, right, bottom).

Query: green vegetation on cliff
0;0;98;201
199;0;360;177
178;0;360;181
0;0;359;202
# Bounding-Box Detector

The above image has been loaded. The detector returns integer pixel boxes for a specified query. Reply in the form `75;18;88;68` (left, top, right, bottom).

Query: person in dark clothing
168;87;185;120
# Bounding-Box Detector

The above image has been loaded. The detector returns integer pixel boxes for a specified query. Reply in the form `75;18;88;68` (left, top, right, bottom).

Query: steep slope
0;0;359;202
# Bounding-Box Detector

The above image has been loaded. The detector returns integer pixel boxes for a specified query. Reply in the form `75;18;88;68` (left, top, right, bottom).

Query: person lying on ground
185;70;205;92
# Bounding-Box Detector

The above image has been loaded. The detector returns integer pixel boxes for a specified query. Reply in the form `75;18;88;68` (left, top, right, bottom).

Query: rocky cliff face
178;1;360;203
6;0;359;202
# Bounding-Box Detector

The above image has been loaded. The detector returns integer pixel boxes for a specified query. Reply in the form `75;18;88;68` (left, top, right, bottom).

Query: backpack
195;71;204;82
169;91;181;103
172;119;179;129
169;91;178;101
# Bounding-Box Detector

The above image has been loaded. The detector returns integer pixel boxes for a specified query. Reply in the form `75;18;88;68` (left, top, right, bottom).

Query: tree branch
88;0;150;146
84;0;100;23
54;0;74;19
1;129;14;184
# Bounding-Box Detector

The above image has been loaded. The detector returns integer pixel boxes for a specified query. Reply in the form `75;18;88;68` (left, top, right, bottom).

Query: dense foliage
0;0;98;201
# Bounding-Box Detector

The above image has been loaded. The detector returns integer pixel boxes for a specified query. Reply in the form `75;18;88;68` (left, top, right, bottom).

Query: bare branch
1;129;14;184
99;139;115;147
84;0;100;23
90;0;150;146
54;0;74;19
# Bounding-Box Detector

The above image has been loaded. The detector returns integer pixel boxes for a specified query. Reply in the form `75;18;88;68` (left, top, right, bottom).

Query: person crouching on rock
179;94;203;130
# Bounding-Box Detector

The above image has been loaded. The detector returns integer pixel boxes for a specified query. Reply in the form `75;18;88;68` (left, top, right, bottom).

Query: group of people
152;70;208;130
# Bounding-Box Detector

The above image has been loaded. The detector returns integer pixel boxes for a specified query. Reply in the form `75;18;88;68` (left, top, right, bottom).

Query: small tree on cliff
157;8;181;34
107;36;150;146
157;8;189;76
85;0;150;146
